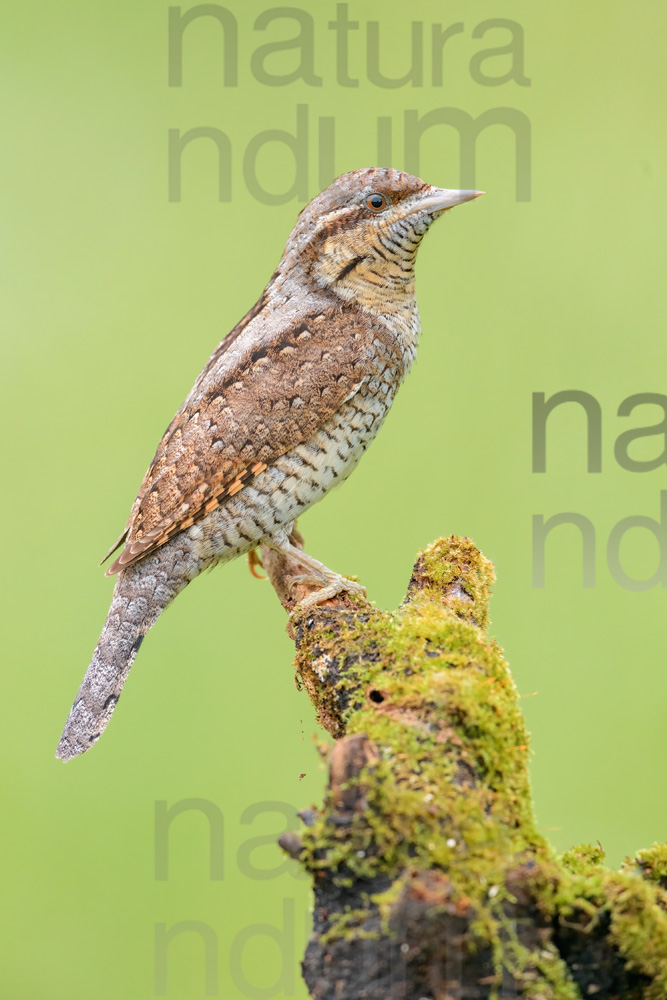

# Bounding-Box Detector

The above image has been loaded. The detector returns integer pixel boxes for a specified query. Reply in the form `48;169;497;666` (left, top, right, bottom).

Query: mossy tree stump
259;534;667;1000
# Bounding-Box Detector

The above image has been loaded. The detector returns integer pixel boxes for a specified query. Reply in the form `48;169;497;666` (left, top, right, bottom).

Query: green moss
320;906;380;945
293;537;667;997
304;608;541;879
297;538;559;989
411;535;496;631
371;877;404;934
630;842;667;886
490;914;581;1000
542;845;667;995
561;843;606;876
604;873;667;996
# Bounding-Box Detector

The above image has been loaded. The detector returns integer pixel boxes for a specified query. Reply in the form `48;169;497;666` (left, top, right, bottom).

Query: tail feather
56;560;181;761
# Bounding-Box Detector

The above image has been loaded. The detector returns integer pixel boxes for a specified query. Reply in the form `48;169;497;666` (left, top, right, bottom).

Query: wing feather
107;302;395;574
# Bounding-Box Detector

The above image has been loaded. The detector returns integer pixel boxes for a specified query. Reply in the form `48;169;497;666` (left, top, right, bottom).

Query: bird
55;167;482;761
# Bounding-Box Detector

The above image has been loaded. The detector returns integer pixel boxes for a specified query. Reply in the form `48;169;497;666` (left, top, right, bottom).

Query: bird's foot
264;533;367;617
289;574;367;618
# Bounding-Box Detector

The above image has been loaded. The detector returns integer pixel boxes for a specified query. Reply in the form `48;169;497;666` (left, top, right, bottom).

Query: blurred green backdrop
2;1;666;996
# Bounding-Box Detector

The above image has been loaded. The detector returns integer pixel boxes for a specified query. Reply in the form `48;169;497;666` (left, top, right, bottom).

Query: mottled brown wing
106;303;392;574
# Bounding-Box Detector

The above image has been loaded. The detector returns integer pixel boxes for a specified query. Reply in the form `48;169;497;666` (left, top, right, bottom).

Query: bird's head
283;167;483;314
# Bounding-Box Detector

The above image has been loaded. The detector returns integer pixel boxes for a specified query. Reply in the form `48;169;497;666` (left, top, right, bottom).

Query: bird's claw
288;576;367;620
247;550;266;579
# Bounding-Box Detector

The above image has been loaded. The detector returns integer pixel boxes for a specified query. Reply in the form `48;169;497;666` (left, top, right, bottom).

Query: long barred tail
55;554;188;761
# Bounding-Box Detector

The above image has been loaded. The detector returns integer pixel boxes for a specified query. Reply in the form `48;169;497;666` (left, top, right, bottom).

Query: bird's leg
264;532;367;613
250;523;304;579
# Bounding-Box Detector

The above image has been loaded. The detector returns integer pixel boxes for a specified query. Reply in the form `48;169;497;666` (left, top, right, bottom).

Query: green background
2;1;666;996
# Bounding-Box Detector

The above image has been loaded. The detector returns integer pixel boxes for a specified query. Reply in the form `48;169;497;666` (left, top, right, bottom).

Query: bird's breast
187;366;400;567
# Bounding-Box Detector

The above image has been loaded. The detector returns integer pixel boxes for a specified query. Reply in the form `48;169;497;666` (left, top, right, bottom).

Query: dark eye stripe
336;256;365;282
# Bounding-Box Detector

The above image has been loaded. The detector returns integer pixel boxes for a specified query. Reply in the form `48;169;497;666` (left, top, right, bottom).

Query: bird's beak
400;188;484;219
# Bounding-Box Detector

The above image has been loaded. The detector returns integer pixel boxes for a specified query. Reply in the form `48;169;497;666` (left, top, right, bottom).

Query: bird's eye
366;193;387;211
